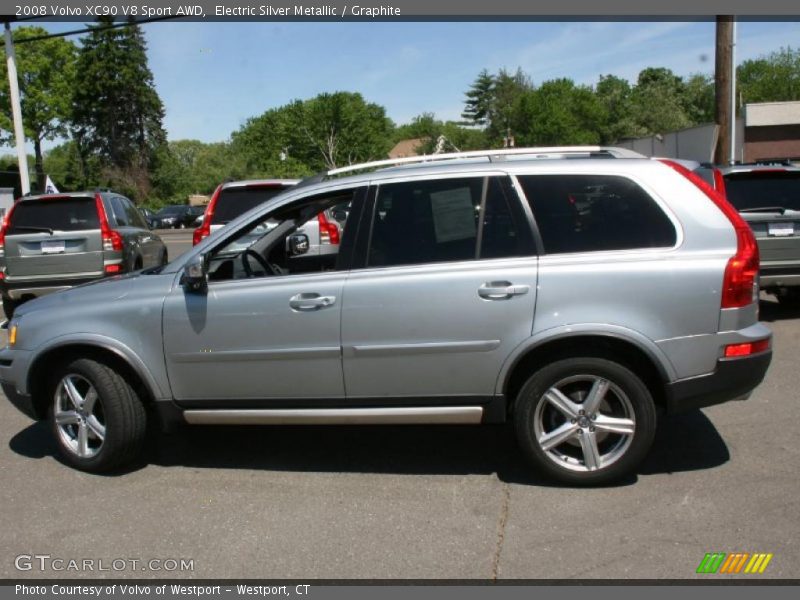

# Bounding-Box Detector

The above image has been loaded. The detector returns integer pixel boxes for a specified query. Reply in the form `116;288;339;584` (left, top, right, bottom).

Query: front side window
367;176;528;268
206;189;356;282
517;174;677;254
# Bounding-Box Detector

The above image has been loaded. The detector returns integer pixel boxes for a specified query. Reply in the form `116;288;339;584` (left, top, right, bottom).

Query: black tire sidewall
514;357;657;485
48;358;146;473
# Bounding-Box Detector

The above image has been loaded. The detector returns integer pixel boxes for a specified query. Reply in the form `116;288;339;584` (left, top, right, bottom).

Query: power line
5;15;182;45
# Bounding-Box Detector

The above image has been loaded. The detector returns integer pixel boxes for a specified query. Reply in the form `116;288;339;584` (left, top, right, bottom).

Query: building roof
388;138;427;159
745;101;800;127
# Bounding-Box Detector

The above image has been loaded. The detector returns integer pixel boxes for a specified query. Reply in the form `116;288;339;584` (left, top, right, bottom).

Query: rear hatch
210;185;289;229
723;170;800;264
3;195;104;279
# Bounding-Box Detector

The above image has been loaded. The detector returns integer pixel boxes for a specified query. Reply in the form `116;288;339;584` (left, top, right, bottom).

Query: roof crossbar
325;146;645;178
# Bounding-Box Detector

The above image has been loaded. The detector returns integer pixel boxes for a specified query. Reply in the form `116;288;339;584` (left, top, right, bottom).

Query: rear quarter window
7;197;99;234
517;174;677;254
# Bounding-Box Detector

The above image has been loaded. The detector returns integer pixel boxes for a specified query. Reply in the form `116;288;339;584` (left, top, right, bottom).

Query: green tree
0;26;77;192
488;68;533;145
394;112;488;153
738;47;800;104
43;140;101;191
461;69;494;126
72;17;166;202
595;74;637;143
233;92;394;173
630;67;691;135
511;78;604;146
682;73;715;125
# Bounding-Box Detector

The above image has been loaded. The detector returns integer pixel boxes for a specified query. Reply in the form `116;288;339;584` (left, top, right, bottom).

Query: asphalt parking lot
0;230;798;579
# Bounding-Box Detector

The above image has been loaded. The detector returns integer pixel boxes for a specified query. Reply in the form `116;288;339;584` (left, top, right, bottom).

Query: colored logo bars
696;552;774;574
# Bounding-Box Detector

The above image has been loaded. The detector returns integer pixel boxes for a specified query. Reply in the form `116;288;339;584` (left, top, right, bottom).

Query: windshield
724;171;800;212
7;197;99;233
211;186;289;225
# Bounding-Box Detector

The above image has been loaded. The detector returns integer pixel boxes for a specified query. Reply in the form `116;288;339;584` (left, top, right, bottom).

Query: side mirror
183;253;208;292
288;233;310;256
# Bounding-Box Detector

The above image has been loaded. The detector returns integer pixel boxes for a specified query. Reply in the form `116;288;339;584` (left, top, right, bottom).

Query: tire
776;289;800;305
2;296;18;320
514;357;656;486
48;358;147;473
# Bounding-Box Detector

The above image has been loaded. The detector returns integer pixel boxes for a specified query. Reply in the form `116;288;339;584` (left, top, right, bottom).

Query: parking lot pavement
156;228;195;263
1;279;798;578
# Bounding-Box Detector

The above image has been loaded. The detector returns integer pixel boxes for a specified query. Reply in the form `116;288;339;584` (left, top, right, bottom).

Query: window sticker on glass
429;187;477;243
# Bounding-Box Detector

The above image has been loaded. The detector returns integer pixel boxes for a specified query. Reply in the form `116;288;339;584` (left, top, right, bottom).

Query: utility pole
4;22;30;195
714;16;733;165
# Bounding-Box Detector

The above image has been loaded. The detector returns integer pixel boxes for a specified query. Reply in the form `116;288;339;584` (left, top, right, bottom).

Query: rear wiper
739;206;788;214
10;225;54;234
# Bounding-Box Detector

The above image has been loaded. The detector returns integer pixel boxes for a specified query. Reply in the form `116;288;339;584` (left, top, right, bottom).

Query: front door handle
478;281;530;300
289;293;336;311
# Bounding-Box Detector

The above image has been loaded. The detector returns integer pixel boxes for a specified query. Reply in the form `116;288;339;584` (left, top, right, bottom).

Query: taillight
712;167;727;196
193;185;221;246
318;211;340;245
724;338;770;358
0;200;18;259
95;194;123;252
660;160;759;309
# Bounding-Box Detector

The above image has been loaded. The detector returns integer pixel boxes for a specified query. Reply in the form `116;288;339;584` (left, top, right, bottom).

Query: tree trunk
33;137;45;193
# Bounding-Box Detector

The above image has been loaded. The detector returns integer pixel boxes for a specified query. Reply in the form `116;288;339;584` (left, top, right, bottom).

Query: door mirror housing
183;253;208;292
288;233;310;256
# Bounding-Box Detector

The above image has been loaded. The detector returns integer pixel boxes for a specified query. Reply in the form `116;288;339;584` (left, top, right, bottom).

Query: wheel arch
498;329;674;416
27;339;163;420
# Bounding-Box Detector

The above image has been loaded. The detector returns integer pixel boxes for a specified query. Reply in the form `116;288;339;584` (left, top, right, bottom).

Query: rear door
3;196;104;278
341;174;538;400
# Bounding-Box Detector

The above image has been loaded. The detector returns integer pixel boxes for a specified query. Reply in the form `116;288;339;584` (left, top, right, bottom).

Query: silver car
0;191;167;318
0;147;772;485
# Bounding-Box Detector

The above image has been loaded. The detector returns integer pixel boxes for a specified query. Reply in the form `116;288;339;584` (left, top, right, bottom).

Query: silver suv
0;147;773;485
0;191;167;318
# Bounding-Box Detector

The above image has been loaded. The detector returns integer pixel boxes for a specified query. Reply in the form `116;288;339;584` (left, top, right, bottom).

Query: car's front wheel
49;358;147;472
514;357;656;485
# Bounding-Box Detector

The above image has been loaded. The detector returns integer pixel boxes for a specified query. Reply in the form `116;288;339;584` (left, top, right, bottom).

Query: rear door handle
478;281;530;300
289;293;336;311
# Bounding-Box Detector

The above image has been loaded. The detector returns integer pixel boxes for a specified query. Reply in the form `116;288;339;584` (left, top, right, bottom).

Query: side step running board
183;406;484;425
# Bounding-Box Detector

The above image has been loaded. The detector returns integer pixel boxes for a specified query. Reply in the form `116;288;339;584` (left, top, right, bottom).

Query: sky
3;19;800;154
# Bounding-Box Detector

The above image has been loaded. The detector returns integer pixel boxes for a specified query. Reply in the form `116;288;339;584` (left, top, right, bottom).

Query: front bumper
0;346;38;419
665;350;772;414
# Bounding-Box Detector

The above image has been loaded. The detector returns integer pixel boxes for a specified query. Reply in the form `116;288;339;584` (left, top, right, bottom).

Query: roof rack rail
325;146;644;178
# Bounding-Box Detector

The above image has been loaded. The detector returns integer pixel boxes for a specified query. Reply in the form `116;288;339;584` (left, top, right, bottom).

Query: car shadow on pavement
8;409;728;487
759;297;800;322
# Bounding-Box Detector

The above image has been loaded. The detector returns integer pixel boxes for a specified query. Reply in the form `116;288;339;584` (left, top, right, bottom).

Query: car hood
14;272;145;318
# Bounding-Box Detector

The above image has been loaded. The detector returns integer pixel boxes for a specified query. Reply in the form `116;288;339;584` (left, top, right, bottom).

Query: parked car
192;179;345;270
0;147;772;485
152;205;204;229
695;163;800;304
192;180;299;244
0;191;167;318
139;207;158;229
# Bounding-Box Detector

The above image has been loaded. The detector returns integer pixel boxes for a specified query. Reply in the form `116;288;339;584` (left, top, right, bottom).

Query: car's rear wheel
49;358;147;472
514;357;656;485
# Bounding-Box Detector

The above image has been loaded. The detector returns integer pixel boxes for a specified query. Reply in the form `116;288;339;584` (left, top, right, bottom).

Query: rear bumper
665;351;772;414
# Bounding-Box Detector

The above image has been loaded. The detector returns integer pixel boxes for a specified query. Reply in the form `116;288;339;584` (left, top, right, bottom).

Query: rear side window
367;176;529;268
723;171;800;212
212;187;288;225
7;198;99;234
517;175;676;254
